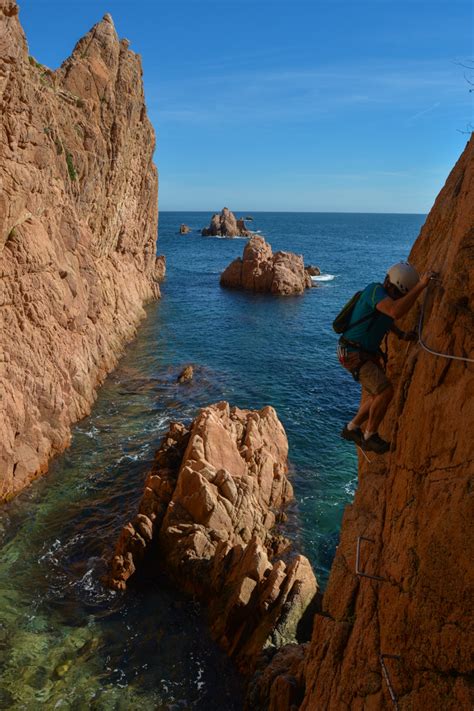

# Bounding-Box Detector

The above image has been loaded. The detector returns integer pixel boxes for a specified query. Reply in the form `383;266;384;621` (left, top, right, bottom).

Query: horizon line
159;209;428;216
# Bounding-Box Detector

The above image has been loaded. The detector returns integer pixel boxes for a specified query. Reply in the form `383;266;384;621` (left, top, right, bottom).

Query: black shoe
361;433;390;454
340;425;363;446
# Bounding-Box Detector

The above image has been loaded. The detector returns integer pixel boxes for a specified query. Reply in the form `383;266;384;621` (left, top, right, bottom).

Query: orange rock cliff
0;1;164;497
249;136;474;709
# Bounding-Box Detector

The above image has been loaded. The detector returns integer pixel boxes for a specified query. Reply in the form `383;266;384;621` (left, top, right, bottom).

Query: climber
337;262;436;454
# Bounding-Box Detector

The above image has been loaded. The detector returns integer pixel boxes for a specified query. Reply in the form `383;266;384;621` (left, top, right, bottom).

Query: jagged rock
106;402;319;671
221;235;313;295
179;224;191;234
251;137;474;709
202;207;253;237
245;644;307;711
0;1;164;498
177;365;194;383
305;265;320;277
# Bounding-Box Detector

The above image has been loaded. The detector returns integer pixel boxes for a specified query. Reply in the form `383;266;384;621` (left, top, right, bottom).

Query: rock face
221;235;313;295
202;207;253;237
251;138;474;709
0;2;164;498
106;402;319;672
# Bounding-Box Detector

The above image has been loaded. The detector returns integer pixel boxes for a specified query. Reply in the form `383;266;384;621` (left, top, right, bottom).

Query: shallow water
0;211;425;708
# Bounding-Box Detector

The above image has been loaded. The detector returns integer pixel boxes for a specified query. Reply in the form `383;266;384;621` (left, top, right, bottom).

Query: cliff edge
0;2;164;497
251;137;474;709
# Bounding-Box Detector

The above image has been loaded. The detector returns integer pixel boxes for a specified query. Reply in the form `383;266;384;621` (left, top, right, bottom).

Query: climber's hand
420;271;438;288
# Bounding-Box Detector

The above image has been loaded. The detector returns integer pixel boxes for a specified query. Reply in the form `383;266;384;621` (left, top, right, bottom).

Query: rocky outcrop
221;235;313;295
251;138;474;708
179;224;191;234
202;207;253;237
0;2;164;498
106;402;319;672
177;364;193;383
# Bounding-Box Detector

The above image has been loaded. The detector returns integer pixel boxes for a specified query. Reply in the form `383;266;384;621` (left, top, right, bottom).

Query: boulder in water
221;235;312;295
105;402;318;671
202;208;253;237
177;365;193;383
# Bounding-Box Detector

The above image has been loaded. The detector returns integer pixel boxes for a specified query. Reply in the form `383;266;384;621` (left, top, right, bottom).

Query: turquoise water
0;212;425;708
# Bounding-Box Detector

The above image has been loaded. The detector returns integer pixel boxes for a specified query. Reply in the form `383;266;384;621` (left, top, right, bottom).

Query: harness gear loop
337;336;386;382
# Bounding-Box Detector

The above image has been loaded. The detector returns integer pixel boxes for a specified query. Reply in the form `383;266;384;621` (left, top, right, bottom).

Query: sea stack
202;207;253;237
220;235;313;295
0;2;164;499
106;402;319;672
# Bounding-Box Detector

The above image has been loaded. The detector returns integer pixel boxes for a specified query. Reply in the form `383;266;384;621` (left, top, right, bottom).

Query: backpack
332;290;379;334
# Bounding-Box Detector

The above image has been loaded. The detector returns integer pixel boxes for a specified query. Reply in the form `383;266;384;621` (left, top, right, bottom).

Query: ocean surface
0;211;425;709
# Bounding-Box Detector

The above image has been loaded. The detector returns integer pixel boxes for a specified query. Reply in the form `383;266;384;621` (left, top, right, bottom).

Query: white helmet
387;262;419;294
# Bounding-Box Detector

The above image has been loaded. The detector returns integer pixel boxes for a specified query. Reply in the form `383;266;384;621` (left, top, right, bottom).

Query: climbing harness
337;339;386;382
380;654;401;710
418;283;474;364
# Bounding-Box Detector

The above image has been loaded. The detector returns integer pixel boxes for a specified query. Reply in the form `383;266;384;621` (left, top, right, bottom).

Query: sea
0;211;425;709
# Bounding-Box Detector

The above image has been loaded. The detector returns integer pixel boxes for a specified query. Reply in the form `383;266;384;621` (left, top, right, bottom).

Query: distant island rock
179;224;191;234
201;207;253;237
220;235;314;295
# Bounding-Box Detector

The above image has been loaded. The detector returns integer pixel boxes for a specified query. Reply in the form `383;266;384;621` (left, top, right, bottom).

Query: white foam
311;274;335;282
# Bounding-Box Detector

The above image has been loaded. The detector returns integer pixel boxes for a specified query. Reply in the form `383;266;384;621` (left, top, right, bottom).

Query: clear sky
19;0;473;213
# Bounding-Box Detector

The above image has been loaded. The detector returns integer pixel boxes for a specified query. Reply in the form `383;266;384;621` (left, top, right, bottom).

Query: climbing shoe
362;433;390;454
340;425;363;446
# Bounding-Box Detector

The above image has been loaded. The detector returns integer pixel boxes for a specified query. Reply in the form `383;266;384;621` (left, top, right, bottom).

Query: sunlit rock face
0;1;164;497
248;136;474;710
106;402;319;673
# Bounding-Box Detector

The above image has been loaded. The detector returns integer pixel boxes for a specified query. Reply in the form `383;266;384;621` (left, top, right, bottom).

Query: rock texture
106;402;319;672
251;138;474;708
221;235;313;295
0;2;164;498
202;207;253;237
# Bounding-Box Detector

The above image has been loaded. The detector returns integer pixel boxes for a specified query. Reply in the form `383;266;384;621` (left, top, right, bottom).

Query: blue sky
20;0;473;212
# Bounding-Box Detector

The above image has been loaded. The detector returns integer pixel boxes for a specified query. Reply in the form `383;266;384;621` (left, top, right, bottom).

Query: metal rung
355;536;386;581
380;654;401;710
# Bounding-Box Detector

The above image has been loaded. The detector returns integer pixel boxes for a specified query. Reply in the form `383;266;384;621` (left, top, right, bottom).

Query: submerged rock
0;1;163;498
177;365;193;383
106;402;318;672
220;235;313;295
202;208;254;237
